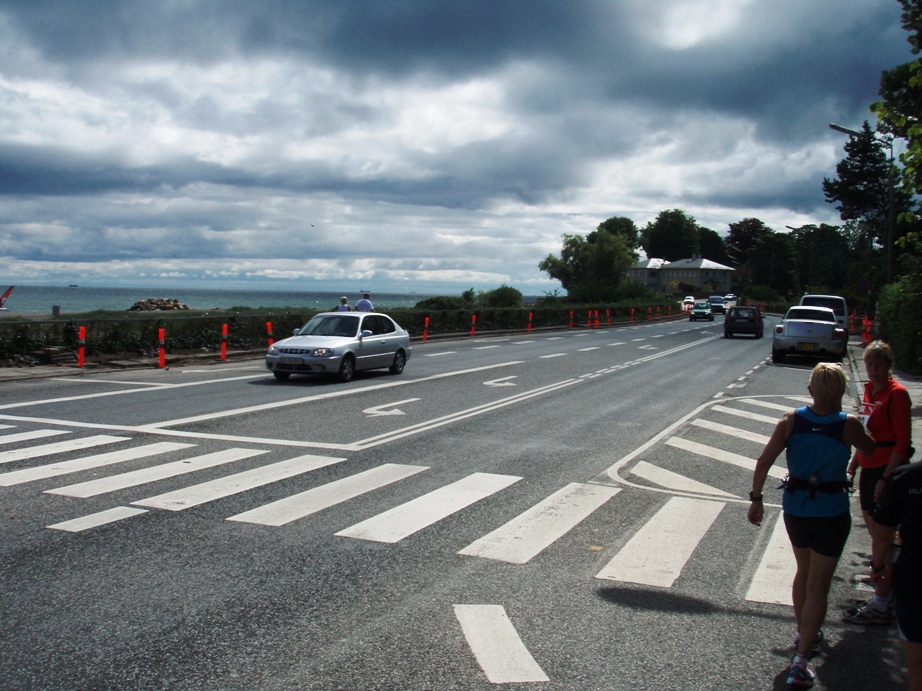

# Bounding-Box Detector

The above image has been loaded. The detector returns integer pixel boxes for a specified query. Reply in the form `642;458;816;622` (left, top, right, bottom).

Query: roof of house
633;256;734;271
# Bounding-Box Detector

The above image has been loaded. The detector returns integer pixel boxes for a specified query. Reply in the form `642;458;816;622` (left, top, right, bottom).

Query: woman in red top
845;340;913;625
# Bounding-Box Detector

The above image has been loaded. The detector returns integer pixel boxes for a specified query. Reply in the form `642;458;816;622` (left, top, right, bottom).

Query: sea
0;285;436;315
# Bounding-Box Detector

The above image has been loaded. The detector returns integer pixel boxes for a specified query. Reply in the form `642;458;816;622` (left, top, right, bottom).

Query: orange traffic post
470;313;477;337
647;307;652;321
569;310;574;329
606;309;611;327
594;310;600;328
423;315;430;342
77;326;86;368
527;311;533;333
158;328;165;369
221;323;228;360
655;306;661;320
266;321;274;347
630;307;635;323
667;305;672;318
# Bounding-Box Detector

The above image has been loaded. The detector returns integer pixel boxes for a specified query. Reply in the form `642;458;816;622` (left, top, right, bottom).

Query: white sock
792;653;809;668
871;594;892;610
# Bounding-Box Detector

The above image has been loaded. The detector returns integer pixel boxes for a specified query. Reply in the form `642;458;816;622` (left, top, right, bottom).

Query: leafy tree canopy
590;216;640;249
478;285;523;308
698;227;730;265
725;218;773;266
640;209;700;261
539;223;637;302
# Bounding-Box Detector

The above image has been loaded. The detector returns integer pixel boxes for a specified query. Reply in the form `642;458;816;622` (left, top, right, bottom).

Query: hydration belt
779;474;853;499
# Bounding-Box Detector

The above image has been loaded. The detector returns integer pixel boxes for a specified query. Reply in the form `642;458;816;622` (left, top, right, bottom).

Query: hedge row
0;304;691;360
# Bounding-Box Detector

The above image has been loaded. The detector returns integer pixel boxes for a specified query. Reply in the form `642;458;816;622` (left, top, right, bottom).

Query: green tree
698;227;730;264
788;224;850;293
725;218;773;266
539;226;637;302
478;285;523;308
748;232;798;296
591;216;640;249
640;209;700;261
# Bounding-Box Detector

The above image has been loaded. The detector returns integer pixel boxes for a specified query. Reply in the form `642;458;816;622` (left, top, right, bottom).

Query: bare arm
748;412;792;526
843;415;876;457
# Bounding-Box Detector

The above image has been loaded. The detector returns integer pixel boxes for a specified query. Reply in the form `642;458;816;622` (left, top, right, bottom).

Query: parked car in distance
798;294;848;328
724;305;763;338
266;312;412;382
724;293;737;302
689;300;714;321
772;306;846;364
683;295;695;306
707;295;727;314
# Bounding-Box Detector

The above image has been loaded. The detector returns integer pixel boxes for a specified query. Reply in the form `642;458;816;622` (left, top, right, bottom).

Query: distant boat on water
0;286;13;311
68;284;79;288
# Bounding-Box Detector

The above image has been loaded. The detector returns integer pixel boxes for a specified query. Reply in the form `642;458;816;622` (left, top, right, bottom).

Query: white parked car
772;306;847;364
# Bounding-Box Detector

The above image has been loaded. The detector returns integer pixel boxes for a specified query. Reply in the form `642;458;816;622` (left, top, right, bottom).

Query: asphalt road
0;317;905;690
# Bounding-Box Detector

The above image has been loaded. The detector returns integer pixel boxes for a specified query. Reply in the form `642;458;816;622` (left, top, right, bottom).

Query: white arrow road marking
454;605;549;684
362;398;421;417
484;376;517;387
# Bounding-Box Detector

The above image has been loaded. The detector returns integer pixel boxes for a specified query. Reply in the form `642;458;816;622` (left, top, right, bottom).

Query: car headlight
268;345;278;355
312;347;335;357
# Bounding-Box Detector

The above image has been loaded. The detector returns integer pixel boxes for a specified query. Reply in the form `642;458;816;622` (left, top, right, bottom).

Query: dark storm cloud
0;0;912;290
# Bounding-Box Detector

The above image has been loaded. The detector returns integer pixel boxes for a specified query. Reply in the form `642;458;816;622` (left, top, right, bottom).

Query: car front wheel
273;371;290;381
389;350;406;374
338;355;356;382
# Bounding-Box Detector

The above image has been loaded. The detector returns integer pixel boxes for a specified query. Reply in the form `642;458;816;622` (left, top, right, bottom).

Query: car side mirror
293;328;300;336
360;329;373;339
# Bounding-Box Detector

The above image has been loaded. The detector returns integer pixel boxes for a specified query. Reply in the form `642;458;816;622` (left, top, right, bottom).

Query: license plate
280;356;302;365
797;342;817;351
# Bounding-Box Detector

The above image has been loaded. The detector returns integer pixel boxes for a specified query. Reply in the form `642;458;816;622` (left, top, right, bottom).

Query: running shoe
842;600;893;625
786;662;815;688
792;629;824;655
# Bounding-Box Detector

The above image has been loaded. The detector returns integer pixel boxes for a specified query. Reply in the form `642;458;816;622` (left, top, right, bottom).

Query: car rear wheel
273;371;290;381
771;349;784;364
389;350;406;375
338;355;356;382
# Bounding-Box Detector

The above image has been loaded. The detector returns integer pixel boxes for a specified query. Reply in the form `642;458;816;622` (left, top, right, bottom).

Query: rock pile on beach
128;298;193;312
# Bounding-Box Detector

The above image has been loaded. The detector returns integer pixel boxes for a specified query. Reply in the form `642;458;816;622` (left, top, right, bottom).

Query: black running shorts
858;465;888;513
783;511;851;559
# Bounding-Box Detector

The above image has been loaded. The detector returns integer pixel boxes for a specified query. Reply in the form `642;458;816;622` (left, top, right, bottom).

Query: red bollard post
606;309;611;327
470;313;477;337
630;308;635;323
656;306;661;320
77;326;85;368
221;323;228;361
647;307;652;321
587;309;592;329
569;310;574;329
158;328;165;369
266;321;274;347
594;310;600;328
423;315;430;342
527;311;533;333
667;305;672;318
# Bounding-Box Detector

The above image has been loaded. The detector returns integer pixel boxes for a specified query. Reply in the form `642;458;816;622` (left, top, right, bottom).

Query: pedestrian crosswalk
0;394;861;608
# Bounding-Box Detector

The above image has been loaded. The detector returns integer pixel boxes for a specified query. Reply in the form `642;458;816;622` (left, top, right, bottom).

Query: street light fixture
828;123;897;283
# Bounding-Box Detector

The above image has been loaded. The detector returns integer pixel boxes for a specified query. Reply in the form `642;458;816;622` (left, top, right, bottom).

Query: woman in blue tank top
748;363;875;688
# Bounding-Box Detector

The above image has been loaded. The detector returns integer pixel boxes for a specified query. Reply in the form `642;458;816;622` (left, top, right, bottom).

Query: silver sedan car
771;306;847;364
266;312;412;382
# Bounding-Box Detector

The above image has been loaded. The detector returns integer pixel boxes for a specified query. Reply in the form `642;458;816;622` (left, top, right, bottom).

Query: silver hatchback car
266;312;412;382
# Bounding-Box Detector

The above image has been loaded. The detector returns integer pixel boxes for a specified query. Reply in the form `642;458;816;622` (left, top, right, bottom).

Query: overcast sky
0;0;912;295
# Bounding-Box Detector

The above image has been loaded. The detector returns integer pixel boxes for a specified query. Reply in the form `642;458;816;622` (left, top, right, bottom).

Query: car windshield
694;301;709;308
298;315;360;337
786;308;834;323
708;297;724;303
